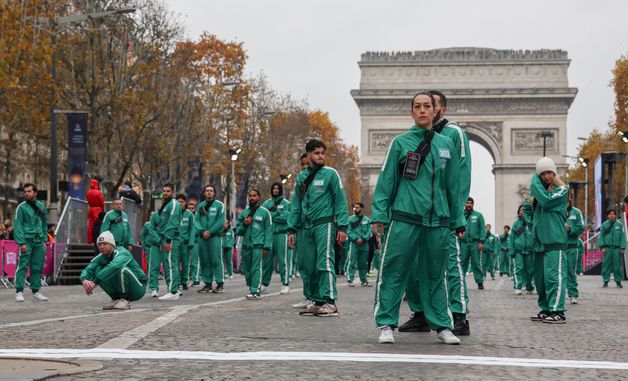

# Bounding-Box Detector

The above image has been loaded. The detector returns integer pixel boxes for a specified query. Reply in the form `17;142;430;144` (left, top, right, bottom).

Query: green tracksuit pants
189;243;200;283
407;235;469;316
299;223;337;305
374;221;452;330
346;242;369;283
241;246;263;293
499;250;510;275
198;236;224;285
534;250;567;313
461;241;484;286
576;250;583;274
178;243;193;286
146;245;162;292
483;251;495;279
100;266;146;301
289;247;297;277
295;229;315;301
161;241;181;294
15;242;46;293
565;247;579;298
223;248;233;277
513;252;534;291
263;234;290;286
602;248;623;285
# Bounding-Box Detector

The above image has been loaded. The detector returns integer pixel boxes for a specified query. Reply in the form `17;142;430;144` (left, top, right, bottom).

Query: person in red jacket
86;178;105;243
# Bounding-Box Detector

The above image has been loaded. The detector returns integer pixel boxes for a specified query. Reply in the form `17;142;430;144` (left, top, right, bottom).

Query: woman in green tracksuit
510;205;535;295
371;92;465;345
528;157;569;324
236;189;273;299
565;199;585;303
141;212;161;296
599;209;625;288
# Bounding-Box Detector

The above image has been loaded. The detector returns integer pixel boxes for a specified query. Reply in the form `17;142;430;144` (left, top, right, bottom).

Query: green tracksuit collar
272;195;283;202
409;125;432;136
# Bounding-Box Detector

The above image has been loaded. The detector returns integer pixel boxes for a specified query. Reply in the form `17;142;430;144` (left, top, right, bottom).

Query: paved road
1;273;627;380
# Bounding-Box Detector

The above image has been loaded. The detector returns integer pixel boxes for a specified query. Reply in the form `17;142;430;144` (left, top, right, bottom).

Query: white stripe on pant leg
373;221;395;320
147;248;152;286
443;271;453;327
455;238;466;314
345;244;352;276
283;235;289;284
196;248;201;282
513;255;518;288
121;267;126;294
553;250;563;312
219;237;224;281
167;250;173;292
325;223;334;301
257;248;263;292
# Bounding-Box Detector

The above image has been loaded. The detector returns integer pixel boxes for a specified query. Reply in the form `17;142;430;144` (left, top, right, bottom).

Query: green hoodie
80;247;146;285
463;209;485;242
194;198;226;237
156;197;181;243
13;200;48;244
529;174;569;250
101;210;133;247
433;118;472;204
262;196;290;233
371;126;464;230
566;206;585;246
599;219;626;249
179;208;196;247
287;165;349;233
140;213;161;247
223;228;235;249
509;216;534;253
348;214;372;243
236;205;273;250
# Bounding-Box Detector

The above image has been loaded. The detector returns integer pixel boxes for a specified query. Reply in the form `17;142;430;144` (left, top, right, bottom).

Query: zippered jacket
195;199;226;237
262;196;290;233
529;174;569;250
599;219;626;249
348;214;372;243
80;247;147;285
236;205;273;250
13;200;48;244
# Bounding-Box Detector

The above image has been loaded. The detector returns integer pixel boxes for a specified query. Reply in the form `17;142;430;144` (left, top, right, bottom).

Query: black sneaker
543;312;566;324
452;314;470;336
603;282;608;288
213;284;224;293
182;284;189;290
197;284;212;293
398;312;430;332
478;283;484;290
530;311;550;322
617;282;623;288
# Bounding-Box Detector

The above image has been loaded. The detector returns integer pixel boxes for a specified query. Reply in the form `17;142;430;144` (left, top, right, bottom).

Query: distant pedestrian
599;209;625;288
100;199;133;251
86;178;104;244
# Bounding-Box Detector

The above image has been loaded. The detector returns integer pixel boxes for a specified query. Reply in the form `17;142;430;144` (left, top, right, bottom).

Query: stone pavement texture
1;273;627;380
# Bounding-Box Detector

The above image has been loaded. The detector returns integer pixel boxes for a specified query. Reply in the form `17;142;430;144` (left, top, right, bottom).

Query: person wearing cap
599;208;625;288
565;194;585;303
156;183;182;301
371;92;465;345
261;182;291;294
13;183;49;302
527;157;569;324
80;231;147;310
100;199;133;251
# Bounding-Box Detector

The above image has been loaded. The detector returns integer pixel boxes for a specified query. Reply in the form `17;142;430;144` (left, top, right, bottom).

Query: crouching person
80;231;147;310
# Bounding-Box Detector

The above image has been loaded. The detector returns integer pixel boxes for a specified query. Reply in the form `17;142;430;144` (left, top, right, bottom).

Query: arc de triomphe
351;48;577;230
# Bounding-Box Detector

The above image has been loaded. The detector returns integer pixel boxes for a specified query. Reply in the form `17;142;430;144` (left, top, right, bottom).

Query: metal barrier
53;197;89;282
582;230;601;272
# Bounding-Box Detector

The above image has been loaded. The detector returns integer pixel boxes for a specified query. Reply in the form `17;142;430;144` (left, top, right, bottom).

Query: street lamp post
229;148;241;224
579;157;590;231
540;131;554;157
35;7;136;223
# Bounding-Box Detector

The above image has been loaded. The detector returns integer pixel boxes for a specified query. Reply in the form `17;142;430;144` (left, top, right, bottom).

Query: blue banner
67;113;88;200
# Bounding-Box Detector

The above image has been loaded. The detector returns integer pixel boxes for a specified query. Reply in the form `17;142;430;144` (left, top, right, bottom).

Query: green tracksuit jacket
142;213;162;291
179;209;196;247
566;207;585;246
510;217;534;254
263;196;290;233
223;229;235;249
236;205;273;293
80;247;147;301
565;207;584;297
371;126;463;330
157;198;181;244
101;210;133;247
194;198;227;285
347;214;372;283
13;199;48;292
510;216;535;290
463;210;485;242
433;118;472;203
599;218;626;284
195;199;226;238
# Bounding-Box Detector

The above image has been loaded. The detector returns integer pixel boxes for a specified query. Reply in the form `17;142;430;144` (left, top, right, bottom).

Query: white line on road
2;348;628;370
0;309;147;329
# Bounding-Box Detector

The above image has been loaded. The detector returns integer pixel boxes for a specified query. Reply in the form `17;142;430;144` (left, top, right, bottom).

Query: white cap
97;231;116;246
536;157;557;175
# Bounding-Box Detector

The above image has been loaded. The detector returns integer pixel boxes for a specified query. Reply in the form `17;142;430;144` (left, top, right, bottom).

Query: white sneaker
347;281;355;287
15;292;24;302
150;290;159;297
260;285;268;294
292;299;311;309
280;285;290;294
158;292;180;301
33;292;48;301
514;289;522;295
229;275;234;280
112;299;131;310
570;297;579;304
526;290;537;295
437;329;461;345
102;299;119;310
378;326;395;344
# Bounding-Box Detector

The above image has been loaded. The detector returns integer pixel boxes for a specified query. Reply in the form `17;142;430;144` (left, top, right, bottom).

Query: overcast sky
165;0;628;227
